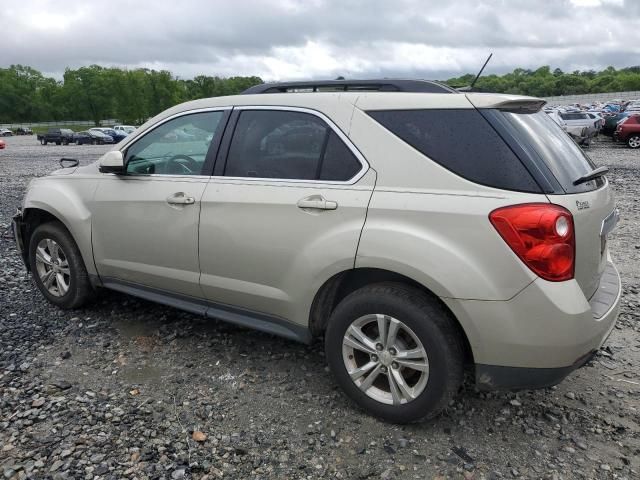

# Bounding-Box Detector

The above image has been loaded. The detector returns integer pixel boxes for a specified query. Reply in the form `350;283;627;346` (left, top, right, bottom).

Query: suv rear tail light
489;203;575;282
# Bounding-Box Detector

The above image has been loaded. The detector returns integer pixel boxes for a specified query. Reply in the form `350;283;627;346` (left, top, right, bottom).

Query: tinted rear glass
367;109;541;192
496;110;603;193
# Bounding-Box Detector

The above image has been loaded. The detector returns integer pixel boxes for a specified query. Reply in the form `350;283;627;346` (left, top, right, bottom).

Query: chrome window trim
117;107;232;176
215;105;370;185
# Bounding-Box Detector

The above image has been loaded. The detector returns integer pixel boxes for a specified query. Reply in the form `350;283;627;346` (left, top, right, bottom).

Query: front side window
125;111;223;176
224;110;362;181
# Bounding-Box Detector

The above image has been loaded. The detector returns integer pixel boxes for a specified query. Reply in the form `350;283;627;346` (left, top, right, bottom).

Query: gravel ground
0;135;638;480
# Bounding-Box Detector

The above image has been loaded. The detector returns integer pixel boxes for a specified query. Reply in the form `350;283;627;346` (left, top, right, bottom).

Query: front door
92;109;227;297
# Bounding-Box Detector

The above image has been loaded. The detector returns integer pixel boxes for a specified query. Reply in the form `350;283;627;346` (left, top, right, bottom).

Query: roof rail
241;79;457;95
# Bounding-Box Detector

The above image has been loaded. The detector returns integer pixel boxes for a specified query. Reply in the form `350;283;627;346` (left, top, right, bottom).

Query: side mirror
99;150;124;174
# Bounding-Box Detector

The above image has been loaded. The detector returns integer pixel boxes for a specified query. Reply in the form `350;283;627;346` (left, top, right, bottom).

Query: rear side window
225;110;362;181
367;109;541;192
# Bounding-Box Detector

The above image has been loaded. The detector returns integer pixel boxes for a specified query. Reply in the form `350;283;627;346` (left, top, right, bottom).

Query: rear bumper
444;260;621;390
475;350;597;391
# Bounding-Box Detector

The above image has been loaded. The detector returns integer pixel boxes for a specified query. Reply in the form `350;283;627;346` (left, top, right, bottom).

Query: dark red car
614;114;640;148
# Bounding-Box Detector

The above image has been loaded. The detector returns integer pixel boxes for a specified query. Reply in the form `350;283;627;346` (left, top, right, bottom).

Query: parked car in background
614;114;640;148
0;139;5;149
12;80;621;423
114;125;136;135
91;127;127;143
73;130;114;145
547;111;592;145
37;128;74;145
0;128;14;137
602;112;630;136
16;127;33;135
558;112;599;143
585;112;605;130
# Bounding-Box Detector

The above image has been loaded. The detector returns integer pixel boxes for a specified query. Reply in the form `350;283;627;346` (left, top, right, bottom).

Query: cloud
1;0;639;81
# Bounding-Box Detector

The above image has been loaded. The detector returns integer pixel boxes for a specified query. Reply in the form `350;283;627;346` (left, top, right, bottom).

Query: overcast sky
1;0;639;81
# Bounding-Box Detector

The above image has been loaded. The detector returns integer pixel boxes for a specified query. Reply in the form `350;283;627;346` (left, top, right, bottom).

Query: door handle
166;192;196;205
297;195;338;210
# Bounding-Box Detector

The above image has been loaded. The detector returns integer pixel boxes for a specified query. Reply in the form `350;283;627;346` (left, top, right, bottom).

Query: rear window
367;109;541;192
494;110;603;193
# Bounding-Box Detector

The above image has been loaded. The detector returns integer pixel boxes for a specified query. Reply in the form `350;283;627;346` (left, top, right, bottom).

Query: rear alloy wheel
627;135;640;149
29;222;95;309
325;283;463;423
342;314;430;405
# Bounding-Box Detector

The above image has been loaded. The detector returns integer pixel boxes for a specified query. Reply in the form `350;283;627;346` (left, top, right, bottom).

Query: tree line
1;64;640;125
0;65;262;125
445;65;640;98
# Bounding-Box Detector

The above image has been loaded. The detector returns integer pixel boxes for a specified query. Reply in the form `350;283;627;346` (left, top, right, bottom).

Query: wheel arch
309;267;474;366
21;200;97;277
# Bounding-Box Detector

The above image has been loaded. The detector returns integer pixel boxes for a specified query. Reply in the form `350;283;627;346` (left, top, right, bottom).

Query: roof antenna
469;53;493;90
457;53;492;92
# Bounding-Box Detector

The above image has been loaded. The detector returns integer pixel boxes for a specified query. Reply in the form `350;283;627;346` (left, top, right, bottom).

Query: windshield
497;110;603;193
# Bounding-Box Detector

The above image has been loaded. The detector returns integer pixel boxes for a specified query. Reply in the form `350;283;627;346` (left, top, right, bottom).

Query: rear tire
41;139;46;145
325;283;463;423
627;135;640;149
28;222;95;309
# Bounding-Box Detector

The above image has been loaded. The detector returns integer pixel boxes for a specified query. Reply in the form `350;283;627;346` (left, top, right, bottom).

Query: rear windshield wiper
573;166;609;186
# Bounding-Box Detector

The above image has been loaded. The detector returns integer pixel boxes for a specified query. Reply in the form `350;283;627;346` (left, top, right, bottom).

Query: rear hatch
468;95;617;299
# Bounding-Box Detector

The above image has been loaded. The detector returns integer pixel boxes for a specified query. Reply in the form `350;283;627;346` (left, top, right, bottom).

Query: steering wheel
166;154;198;175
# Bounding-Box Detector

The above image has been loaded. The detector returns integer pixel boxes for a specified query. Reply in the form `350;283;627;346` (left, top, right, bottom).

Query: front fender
23;177;99;275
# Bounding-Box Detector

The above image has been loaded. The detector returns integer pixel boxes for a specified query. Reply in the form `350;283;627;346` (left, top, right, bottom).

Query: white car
113;125;136;135
547;111;595;145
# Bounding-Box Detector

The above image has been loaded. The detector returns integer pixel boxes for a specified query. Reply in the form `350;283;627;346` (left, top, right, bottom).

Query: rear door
198;107;374;325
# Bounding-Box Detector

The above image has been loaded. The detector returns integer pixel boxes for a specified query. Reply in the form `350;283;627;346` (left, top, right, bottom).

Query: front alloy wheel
29;222;95;309
35;238;71;297
342;314;429;405
628;135;640;149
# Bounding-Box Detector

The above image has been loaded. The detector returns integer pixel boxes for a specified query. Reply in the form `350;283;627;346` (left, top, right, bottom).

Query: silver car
12;80;621;423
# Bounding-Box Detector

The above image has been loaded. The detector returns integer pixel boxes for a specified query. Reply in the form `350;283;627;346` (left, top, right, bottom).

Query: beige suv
12;80;621;423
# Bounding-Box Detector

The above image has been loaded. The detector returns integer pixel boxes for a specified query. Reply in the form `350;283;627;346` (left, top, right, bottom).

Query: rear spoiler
465;93;546;113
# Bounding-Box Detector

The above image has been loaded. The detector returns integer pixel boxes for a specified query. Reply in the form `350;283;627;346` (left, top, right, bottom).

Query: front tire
28;222;95;309
325;283;463;423
627;134;640;149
